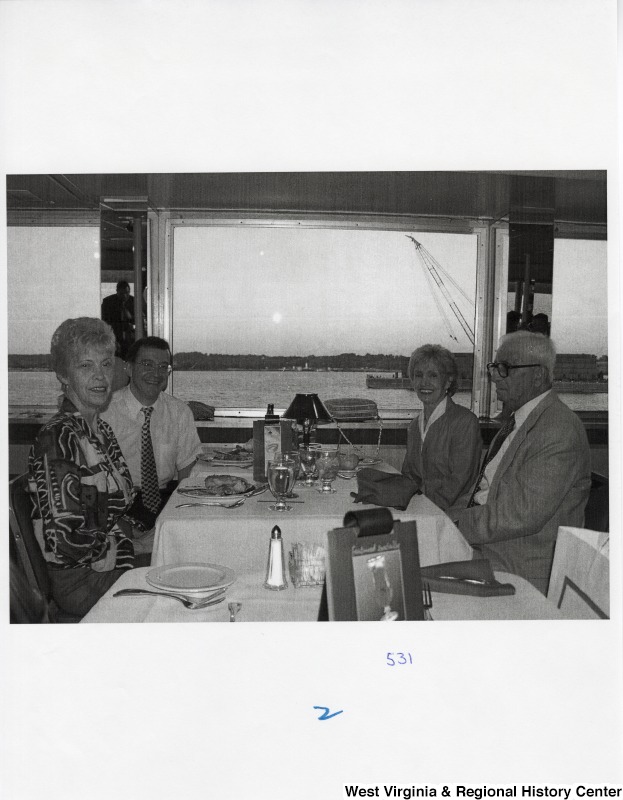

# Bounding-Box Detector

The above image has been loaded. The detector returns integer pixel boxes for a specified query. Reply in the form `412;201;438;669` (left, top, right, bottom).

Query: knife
435;575;495;586
434;575;517;592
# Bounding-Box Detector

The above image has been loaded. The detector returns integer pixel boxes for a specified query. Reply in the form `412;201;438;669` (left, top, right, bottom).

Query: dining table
149;452;475;573
81;566;566;623
81;448;567;623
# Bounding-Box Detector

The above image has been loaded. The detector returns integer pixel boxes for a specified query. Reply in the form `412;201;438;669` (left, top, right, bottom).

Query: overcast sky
6;226;608;357
173;227;608;357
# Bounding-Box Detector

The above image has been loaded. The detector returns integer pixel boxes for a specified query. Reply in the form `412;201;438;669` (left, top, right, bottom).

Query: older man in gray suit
454;331;591;594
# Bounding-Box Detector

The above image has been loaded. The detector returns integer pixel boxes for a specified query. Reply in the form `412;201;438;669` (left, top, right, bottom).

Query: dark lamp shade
283;393;332;424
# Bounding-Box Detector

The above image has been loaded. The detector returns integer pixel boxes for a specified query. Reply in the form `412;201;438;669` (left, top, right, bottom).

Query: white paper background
1;1;621;798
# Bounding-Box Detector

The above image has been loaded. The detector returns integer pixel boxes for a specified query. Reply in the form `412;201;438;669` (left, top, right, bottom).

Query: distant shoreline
7;366;608;393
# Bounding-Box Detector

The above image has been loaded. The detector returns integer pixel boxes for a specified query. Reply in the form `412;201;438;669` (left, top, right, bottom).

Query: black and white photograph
1;1;620;799
354;547;406;622
5;168;610;624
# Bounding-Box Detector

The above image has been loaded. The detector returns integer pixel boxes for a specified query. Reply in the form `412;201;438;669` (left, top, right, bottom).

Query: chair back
9;533;48;623
323;398;383;460
9;474;83;623
547;526;609;619
584;472;609;532
9;474;51;601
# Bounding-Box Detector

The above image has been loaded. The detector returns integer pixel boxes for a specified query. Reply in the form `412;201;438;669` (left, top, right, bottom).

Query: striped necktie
140;406;161;515
467;413;516;508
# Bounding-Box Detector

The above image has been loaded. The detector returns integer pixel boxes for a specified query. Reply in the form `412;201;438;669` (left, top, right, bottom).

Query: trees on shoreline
9;350;607;379
172;351;411;372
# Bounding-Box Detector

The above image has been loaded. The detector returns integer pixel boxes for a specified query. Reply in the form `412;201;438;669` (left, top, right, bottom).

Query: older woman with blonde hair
28;317;137;618
401;344;481;511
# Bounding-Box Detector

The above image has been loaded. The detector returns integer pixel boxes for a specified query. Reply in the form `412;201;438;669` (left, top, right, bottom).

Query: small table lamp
283;393;332;448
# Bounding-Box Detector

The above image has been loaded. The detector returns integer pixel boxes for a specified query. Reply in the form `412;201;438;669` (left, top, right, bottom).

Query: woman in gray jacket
401;344;481;511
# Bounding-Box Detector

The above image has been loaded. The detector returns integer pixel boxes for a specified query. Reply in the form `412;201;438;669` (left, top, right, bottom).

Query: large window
170;224;479;414
7;226;101;407
502;235;607;413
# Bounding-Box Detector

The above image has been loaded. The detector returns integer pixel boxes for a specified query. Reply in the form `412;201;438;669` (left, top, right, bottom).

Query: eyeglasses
486;362;542;379
136;360;172;375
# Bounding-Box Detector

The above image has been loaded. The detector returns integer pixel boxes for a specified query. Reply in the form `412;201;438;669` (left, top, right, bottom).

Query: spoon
113;588;226;609
228;602;242;622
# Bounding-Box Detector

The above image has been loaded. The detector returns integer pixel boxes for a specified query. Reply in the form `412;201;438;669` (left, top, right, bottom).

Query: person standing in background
101;280;135;359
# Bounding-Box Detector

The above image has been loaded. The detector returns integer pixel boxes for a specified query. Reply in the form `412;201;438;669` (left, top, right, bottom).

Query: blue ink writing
313;706;344;720
386;652;413;666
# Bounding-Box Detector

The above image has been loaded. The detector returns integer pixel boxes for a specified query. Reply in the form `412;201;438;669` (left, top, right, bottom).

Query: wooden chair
9;474;81;623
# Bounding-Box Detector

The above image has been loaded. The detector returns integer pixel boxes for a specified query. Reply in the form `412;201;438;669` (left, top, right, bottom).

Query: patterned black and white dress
28;398;135;572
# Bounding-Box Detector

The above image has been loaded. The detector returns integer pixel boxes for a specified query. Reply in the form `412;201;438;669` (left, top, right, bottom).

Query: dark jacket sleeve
424;407;482;511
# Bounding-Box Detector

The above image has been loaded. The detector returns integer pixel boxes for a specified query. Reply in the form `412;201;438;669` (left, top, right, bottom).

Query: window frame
149;211;490;418
489;222;608;418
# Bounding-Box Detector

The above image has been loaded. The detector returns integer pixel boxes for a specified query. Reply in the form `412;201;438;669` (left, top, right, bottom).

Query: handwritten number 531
386;652;413;666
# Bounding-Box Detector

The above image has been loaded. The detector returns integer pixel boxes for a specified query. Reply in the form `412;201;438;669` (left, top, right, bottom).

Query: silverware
176;498;245;509
422;582;433;621
113;588;226;609
436;575;492;585
228;602;242;622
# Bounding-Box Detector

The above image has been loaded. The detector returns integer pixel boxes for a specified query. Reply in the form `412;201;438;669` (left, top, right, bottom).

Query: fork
176;498;245;509
422;582;434;621
113;588;226;609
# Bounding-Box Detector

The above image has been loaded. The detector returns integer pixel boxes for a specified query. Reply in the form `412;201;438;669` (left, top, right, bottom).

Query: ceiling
6;170;607;224
6;171;607;280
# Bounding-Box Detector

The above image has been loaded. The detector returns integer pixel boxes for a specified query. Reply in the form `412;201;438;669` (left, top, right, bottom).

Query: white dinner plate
359;457;382;467
209;457;253;468
199;448;253;467
147;563;237;594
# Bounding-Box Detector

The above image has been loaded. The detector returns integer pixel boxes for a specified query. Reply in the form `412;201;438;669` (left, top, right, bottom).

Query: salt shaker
264;525;288;591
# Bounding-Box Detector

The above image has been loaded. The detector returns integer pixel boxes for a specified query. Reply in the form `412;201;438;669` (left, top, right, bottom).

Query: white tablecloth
82;567;566;623
151;461;474;573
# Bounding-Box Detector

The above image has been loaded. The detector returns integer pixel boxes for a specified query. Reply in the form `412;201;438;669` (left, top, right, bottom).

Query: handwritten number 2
314;706;343;720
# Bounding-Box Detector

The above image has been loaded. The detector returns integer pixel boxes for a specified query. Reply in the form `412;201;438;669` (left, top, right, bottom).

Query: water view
8;370;608;414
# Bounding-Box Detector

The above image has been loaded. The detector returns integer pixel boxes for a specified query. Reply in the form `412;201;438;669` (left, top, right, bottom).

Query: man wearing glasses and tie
102;336;202;551
453;330;591;594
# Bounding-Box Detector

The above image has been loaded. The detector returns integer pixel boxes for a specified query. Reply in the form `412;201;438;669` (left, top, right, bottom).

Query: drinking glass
283;451;301;498
315;448;340;494
267;458;296;512
298;447;318;486
338;446;360;478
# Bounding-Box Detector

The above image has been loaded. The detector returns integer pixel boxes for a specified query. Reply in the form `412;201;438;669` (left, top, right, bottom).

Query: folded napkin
420;559;516;597
350;468;418;511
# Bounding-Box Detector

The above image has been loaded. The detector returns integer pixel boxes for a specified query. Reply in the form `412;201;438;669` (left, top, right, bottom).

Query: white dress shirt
102;384;202;489
474;389;552;506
